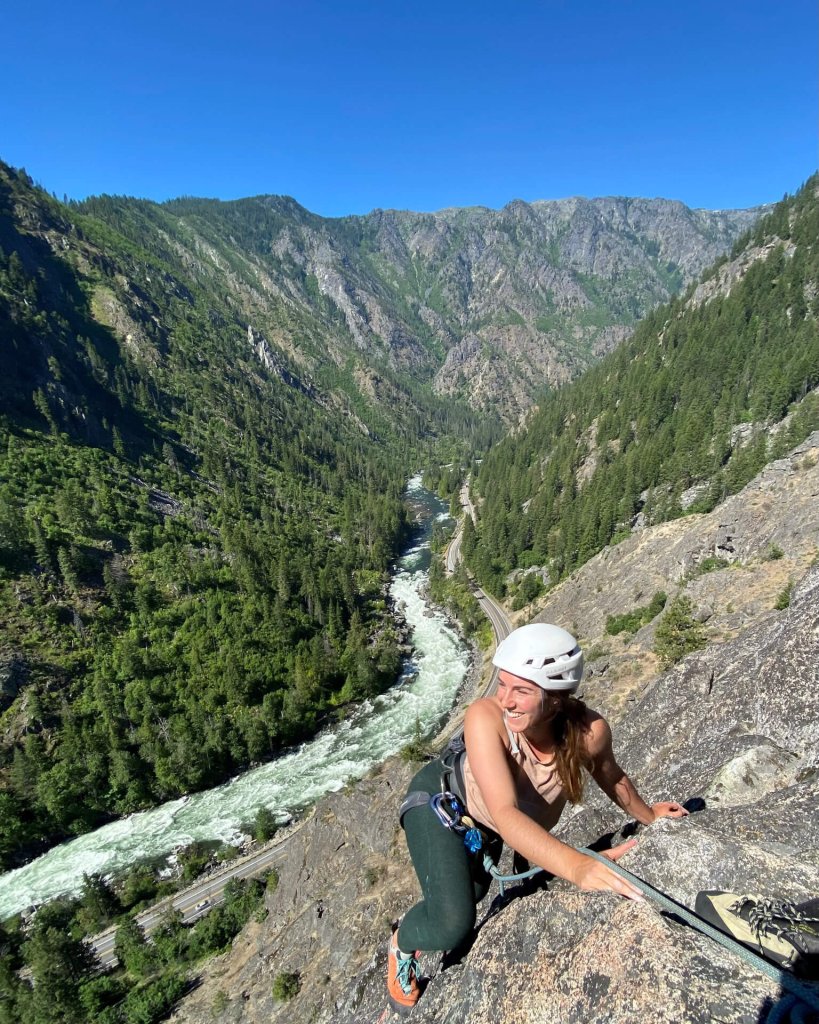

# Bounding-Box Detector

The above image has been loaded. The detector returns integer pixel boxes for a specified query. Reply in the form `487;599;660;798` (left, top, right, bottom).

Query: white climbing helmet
493;623;584;692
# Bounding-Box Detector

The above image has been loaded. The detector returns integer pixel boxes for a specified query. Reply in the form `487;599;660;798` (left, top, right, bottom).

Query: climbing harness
398;750;489;856
438;741;468;805
399;786;487;854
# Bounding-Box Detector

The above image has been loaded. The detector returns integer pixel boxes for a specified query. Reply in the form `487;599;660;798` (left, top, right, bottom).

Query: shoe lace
395;951;419;995
730;896;819;946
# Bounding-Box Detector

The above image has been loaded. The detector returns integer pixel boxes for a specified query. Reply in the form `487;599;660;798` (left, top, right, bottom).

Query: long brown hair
549;695;593;805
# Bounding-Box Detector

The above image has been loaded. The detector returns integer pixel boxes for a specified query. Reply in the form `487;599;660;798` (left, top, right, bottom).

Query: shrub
253;806;279;843
764;543;784;561
585;643;611;663
694;556;729;576
272;971;301;1002
605;609;643;635
605;591;667;636
400;718;429;763
364;865;383;887
774;581;793;610
103;970;186;1023
476;620;494;650
511;572;544;610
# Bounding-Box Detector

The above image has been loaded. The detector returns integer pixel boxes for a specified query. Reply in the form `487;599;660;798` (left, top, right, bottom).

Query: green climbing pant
397;758;502;953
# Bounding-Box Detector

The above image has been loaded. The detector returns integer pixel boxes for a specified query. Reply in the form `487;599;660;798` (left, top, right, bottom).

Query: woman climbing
387;622;688;1011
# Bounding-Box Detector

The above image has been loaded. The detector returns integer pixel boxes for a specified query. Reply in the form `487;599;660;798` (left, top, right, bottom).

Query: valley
1;161;817;1024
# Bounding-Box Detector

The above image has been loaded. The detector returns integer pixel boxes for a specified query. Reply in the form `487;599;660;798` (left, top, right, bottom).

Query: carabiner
429;792;463;830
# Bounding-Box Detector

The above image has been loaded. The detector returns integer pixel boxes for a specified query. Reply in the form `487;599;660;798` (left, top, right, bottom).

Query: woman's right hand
571;843;644;901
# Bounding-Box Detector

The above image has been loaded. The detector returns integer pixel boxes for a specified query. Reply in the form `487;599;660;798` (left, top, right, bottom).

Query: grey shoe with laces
695;890;819;979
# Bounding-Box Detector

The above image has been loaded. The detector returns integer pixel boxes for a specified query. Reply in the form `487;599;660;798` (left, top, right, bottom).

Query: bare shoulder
464;697;507;744
464;697;517;803
580;706;613;758
465;696;504;729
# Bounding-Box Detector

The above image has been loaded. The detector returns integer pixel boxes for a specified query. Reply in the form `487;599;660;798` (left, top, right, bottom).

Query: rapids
0;477;468;920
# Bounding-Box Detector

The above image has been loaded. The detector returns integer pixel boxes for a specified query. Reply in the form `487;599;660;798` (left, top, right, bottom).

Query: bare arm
587;715;688;824
464;699;644;900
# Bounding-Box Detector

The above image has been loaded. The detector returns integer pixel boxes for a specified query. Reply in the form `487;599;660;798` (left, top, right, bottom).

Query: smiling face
496;669;563;735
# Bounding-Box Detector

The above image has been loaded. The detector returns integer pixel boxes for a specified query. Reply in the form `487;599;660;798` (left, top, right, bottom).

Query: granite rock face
171;554;819;1024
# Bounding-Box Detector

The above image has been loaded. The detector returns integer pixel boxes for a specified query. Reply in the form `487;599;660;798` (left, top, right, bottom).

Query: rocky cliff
168;435;819;1024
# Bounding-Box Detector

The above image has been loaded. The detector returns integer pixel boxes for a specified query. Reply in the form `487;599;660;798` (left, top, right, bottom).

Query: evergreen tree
654;596;707;668
114;916;155;977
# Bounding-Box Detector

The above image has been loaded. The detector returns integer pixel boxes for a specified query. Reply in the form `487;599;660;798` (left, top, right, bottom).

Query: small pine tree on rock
654;596;707;669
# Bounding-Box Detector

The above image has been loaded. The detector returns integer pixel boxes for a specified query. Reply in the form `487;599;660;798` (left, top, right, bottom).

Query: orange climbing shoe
386;928;421;1012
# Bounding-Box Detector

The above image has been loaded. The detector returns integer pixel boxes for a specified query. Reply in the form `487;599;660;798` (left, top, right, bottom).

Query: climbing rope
413;786;819;1016
481;849;819;1016
580;848;819;1013
483;854;543;896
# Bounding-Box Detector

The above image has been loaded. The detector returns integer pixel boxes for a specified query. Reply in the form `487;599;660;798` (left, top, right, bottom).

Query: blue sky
1;1;816;215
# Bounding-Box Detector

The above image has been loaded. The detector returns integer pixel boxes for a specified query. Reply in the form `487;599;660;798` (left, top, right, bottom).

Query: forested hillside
0;162;492;867
465;177;819;597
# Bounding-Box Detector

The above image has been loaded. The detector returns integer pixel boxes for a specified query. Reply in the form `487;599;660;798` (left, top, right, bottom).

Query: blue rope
483;855;543;897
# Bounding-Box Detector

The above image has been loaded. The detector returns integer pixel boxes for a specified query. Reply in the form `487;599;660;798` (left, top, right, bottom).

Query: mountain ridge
463;175;819;600
85;184;764;419
180;192;760;221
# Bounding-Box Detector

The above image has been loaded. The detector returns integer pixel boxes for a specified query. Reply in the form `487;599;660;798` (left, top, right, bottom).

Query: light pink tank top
462;726;568;835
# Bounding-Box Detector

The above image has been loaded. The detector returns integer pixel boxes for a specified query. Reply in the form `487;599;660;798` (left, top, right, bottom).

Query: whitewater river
0;477;469;920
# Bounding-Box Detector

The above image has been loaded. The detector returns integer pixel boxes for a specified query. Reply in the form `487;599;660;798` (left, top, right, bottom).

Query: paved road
446;525;462;573
445;479;476;574
447;474;511;690
436;483;511;748
89;819;307;969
